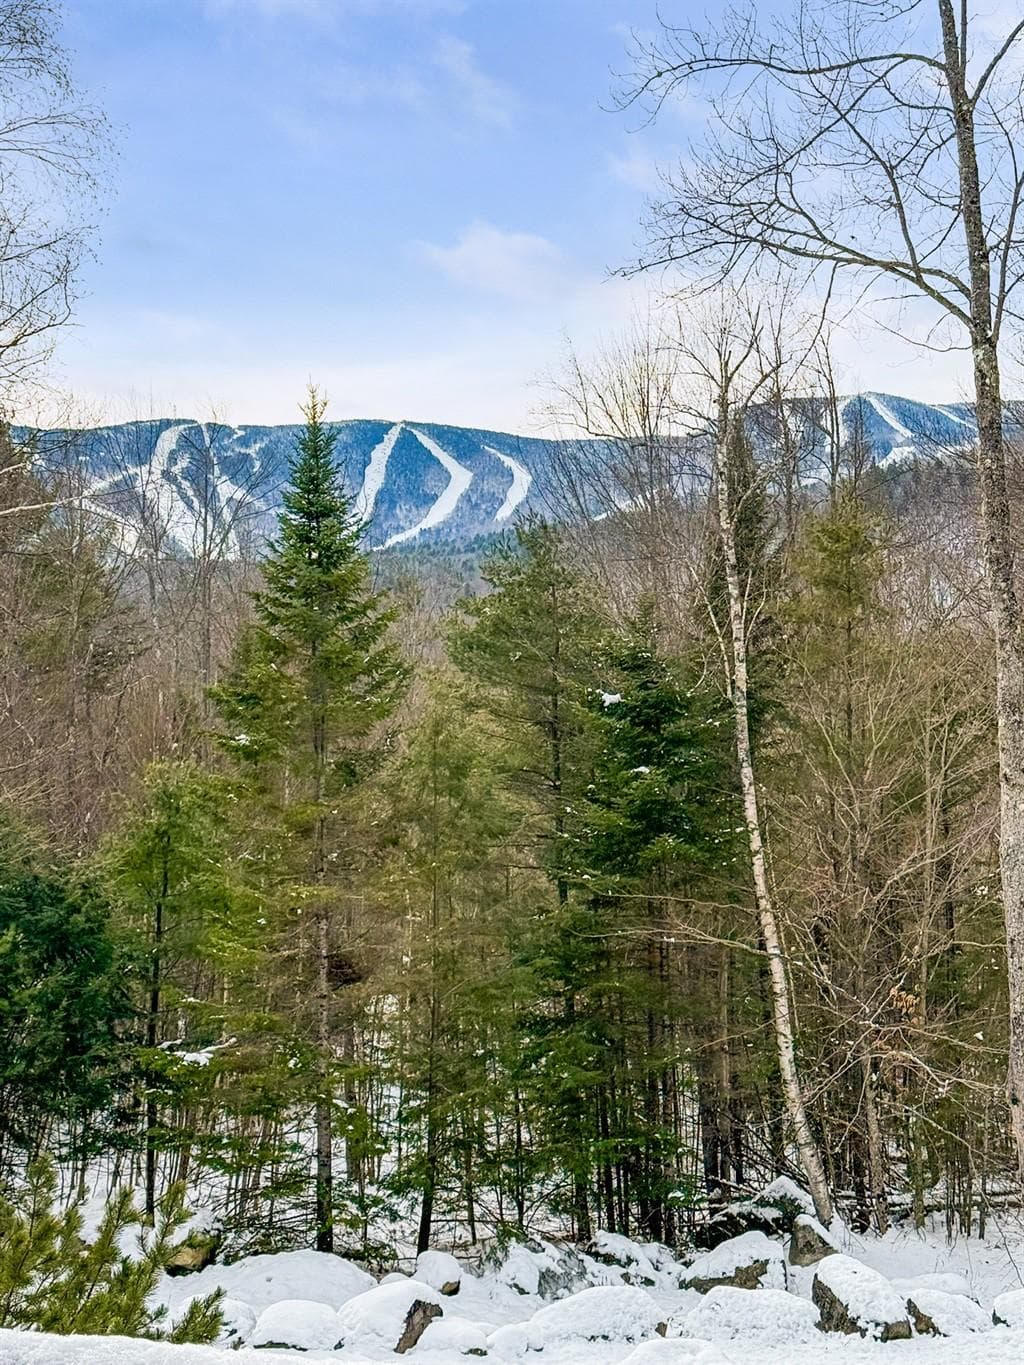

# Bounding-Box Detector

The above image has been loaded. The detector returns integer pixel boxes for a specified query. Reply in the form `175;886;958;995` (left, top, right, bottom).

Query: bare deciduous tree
623;0;1024;1182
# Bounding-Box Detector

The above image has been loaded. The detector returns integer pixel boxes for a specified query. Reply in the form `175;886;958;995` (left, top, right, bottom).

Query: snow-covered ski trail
484;444;532;522
383;428;473;547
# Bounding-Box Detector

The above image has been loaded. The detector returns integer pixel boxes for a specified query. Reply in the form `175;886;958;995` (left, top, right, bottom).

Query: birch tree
624;0;1024;1182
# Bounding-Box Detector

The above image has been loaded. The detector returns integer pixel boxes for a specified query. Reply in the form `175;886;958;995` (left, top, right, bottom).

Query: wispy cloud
416;221;570;300
432;37;517;128
607;145;662;192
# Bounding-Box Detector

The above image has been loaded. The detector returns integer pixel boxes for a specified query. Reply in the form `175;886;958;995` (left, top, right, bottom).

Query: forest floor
3;1204;1024;1364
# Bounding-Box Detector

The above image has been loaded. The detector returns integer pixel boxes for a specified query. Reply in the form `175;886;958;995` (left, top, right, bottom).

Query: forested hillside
1;357;1008;1260
4;0;1024;1358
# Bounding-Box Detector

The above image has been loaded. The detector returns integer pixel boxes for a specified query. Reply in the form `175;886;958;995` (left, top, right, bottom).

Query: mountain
18;393;1014;554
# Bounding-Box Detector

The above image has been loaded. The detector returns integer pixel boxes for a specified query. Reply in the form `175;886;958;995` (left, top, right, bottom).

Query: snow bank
157;1247;374;1316
249;1299;343;1351
527;1284;665;1343
679;1285;820;1346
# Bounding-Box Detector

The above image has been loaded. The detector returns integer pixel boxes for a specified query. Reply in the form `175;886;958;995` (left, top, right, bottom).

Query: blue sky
52;0;969;431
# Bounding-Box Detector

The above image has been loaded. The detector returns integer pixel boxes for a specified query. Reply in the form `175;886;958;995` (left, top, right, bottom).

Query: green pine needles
0;1159;222;1342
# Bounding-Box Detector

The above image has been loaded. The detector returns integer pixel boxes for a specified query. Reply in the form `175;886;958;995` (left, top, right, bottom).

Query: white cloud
432;37;516;128
608;145;662;192
416;221;571;300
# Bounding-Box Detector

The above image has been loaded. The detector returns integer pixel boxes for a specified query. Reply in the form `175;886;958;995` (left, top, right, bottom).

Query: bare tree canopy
622;0;1024;1185
622;0;1023;345
0;0;109;392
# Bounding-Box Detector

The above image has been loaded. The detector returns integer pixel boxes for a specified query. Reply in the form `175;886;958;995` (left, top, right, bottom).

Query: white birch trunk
713;396;833;1225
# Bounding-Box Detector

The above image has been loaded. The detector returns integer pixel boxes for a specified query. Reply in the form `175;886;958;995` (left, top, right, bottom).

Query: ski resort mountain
19;393;1010;555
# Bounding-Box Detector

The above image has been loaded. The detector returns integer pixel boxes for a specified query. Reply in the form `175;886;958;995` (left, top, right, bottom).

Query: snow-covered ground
5;1200;1024;1364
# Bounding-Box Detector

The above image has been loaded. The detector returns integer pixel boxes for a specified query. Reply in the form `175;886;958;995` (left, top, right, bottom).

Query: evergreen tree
0;822;126;1174
379;678;523;1251
450;521;604;1235
211;388;406;1252
100;760;264;1220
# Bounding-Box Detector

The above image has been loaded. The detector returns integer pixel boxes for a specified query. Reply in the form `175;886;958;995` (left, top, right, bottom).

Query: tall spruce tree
211;389;405;1252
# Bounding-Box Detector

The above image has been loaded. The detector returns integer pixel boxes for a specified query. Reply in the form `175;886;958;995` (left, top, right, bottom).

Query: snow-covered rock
586;1232;658;1285
526;1284;666;1344
486;1322;542;1357
905;1288;991;1336
788;1214;839;1266
619;1337;730;1364
681;1230;786;1293
993;1287;1024;1327
892;1272;974;1299
249;1298;343;1350
157;1247;374;1316
416;1250;464;1296
813;1254;911;1341
417;1315;490;1355
484;1238;587;1301
679;1285;821;1346
699;1176;815;1249
335;1278;444;1354
214;1297;258;1347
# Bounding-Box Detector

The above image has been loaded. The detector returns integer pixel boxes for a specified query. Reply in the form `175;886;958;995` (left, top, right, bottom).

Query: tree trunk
938;0;1024;1182
713;397;833;1225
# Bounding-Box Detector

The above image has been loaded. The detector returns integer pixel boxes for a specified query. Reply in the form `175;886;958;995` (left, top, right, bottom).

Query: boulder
483;1235;587;1300
416;1249;464;1296
585;1232;658;1286
335;1279;444;1354
697;1177;814;1250
620;1338;730;1364
418;1316;491;1356
215;1297;258;1348
992;1288;1024;1327
681;1231;786;1293
250;1298;343;1351
526;1284;667;1344
905;1289;991;1337
165;1230;220;1276
812;1255;911;1341
679;1285;821;1346
787;1214;839;1267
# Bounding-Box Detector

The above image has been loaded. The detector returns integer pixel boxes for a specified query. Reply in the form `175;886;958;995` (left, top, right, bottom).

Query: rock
681;1231;786;1293
585;1232;658;1286
696;1177;814;1250
165;1231;220;1276
787;1214;838;1266
620;1338;730;1364
335;1279;444;1354
906;1289;991;1337
418;1316;491;1355
812;1254;911;1341
993;1287;1024;1327
483;1235;587;1300
679;1285;821;1346
215;1297;258;1347
526;1284;667;1343
250;1299;343;1351
397;1298;444;1352
416;1249;464;1296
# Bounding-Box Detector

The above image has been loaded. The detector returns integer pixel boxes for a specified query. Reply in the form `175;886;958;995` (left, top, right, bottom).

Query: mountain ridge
18;391;1011;554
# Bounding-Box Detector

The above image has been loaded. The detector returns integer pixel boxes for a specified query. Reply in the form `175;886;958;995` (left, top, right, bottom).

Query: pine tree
100;760;263;1220
211;388;405;1252
0;821;126;1175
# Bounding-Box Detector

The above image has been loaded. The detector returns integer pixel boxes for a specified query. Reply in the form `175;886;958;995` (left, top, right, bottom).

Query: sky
49;0;977;434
